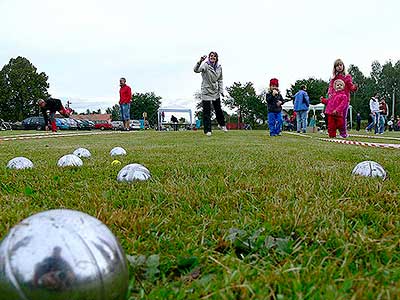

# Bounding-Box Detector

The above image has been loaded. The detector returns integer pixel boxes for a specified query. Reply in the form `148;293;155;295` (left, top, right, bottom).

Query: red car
94;121;113;130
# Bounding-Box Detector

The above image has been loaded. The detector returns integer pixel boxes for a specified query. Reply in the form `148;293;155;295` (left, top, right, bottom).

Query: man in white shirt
365;93;380;134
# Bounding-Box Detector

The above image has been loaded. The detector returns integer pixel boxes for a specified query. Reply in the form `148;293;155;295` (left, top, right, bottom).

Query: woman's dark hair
208;51;218;63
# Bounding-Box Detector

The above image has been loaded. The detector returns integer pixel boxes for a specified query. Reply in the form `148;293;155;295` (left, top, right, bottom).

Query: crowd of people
35;53;396;137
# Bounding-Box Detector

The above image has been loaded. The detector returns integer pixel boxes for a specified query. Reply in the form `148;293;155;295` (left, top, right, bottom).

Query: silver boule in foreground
117;163;151;182
352;161;386;179
110;147;127;156
57;154;83;167
7;157;34;170
72;147;91;158
0;209;128;300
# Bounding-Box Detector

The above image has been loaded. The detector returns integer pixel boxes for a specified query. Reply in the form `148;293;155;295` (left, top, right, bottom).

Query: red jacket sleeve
328;79;335;97
126;86;132;101
344;75;357;92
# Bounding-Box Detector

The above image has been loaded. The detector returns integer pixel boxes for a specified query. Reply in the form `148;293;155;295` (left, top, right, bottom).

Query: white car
111;121;124;130
129;120;141;130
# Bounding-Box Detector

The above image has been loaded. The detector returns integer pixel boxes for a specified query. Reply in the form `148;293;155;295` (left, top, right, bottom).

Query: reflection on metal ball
352;160;386;179
117;164;151;182
72;148;91;158
57;154;83;167
7;157;34;170
0;209;128;300
110;147;127;157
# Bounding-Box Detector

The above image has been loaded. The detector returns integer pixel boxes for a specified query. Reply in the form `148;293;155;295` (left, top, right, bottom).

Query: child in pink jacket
328;59;357;137
321;79;348;138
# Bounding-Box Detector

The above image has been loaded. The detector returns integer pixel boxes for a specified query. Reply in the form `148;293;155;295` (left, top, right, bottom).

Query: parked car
78;119;95;130
111;121;124;130
55;118;70;130
130;120;141;130
94;121;113;130
63;118;78;130
11;121;23;130
22;117;46;130
86;120;95;129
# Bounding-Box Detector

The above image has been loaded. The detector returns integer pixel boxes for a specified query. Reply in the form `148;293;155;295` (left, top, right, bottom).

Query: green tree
0;56;49;121
106;104;120;121
130;92;162;126
286;78;329;105
348;64;376;118
225;82;265;126
349;61;400;119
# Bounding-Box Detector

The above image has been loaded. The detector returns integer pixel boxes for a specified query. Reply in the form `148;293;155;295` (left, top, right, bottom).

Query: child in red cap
320;79;348;138
266;78;285;136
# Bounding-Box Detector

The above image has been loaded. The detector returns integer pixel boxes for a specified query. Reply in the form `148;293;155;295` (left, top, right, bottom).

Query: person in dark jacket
356;113;361;131
266;78;285;136
38;98;71;132
171;115;179;131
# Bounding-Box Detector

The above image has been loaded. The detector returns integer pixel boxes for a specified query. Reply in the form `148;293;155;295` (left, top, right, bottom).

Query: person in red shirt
119;77;132;130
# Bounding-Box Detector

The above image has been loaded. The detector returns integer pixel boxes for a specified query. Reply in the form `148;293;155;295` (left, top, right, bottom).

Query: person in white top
365;93;380;134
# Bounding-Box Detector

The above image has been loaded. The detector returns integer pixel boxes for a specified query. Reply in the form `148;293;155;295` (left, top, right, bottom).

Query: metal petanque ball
110;147;127;157
57;154;83;167
352;161;387;179
0;209;128;300
72;147;91;158
7;157;34;170
117;163;151;182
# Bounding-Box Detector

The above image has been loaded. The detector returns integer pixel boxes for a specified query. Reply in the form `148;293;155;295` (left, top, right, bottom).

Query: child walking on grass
321;79;348;138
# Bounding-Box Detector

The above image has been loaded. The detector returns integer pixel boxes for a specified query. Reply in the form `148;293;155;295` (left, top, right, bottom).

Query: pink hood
321;91;348;116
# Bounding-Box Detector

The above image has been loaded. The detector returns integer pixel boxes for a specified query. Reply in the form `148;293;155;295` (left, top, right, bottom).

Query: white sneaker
218;125;228;132
206;132;212;136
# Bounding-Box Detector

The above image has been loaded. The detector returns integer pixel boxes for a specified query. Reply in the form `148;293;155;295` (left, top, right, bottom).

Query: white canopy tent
282;100;353;128
157;108;193;130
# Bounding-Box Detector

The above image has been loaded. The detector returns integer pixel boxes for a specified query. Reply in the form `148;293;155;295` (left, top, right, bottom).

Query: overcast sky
1;0;399;114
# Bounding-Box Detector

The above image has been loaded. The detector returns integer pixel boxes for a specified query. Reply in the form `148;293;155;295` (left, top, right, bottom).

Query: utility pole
392;83;396;119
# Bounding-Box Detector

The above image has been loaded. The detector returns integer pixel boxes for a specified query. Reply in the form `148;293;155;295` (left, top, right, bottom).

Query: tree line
1;56;399;125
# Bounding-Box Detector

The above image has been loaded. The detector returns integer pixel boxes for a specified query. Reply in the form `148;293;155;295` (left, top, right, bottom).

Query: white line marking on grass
0;131;136;142
285;131;400;149
318;138;400;149
285;132;313;138
349;134;400;142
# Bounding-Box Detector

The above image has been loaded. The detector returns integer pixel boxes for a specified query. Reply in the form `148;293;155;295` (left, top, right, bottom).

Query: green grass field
1;130;400;299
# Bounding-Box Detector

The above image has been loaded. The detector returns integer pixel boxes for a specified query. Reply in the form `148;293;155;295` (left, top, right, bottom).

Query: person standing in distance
119;77;132;131
365;93;380;134
293;85;310;133
266;78;285;136
194;52;227;136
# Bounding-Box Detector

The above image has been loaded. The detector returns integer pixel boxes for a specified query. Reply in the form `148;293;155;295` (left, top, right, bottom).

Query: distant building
72;114;111;124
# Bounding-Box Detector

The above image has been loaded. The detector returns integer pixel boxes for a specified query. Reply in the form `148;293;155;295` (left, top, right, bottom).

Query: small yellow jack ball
111;160;121;166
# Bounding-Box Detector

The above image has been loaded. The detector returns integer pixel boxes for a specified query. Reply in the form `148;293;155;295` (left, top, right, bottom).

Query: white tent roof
282;101;294;111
